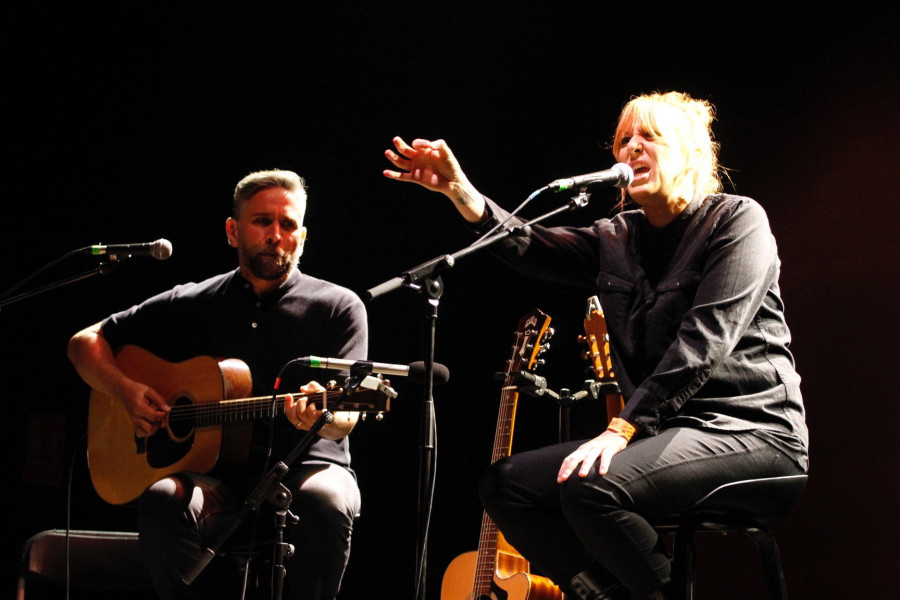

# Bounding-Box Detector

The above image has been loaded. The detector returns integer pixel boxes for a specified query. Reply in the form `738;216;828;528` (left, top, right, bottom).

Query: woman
383;92;808;600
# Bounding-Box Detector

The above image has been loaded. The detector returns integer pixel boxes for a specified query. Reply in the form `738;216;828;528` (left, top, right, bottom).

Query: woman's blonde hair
612;91;722;201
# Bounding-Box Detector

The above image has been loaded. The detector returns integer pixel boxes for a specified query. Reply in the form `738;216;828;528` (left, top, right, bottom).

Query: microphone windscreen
613;163;634;188
153;239;173;260
408;361;450;386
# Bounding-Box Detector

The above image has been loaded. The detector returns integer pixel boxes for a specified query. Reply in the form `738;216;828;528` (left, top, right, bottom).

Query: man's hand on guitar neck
285;381;360;441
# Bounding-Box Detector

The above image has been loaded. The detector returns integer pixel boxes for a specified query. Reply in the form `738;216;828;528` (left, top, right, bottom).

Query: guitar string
164;390;348;423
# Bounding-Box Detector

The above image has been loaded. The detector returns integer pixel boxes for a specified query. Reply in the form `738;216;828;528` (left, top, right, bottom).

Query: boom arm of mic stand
436;189;594;266
0;261;121;309
365;189;593;302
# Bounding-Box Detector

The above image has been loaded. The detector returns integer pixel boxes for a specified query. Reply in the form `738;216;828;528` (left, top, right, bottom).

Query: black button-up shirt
477;193;808;470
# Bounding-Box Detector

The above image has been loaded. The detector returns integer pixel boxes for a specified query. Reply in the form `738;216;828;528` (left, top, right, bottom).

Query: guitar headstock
321;376;395;418
506;308;554;378
579;295;615;382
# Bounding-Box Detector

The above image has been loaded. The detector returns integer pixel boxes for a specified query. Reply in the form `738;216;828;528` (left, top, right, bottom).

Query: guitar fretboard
167;390;353;427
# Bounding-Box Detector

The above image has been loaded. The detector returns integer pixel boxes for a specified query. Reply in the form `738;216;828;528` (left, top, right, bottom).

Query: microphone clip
343;361;398;400
344;361;375;394
568;188;593;210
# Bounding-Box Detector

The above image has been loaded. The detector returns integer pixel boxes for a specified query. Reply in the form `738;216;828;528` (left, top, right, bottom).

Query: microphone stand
182;409;335;599
364;187;595;600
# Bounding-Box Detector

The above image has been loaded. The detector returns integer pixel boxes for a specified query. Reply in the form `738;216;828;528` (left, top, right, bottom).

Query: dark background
6;3;899;599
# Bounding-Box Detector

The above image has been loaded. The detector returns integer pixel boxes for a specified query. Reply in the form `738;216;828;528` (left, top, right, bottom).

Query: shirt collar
232;267;302;301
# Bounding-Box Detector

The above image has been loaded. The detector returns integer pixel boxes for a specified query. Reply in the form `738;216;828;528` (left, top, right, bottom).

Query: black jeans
478;426;804;599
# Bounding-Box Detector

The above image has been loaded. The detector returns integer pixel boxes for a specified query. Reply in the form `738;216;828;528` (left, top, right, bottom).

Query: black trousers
478;426;804;599
137;463;361;600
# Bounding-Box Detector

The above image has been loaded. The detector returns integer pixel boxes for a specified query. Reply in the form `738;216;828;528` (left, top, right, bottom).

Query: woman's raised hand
384;136;486;223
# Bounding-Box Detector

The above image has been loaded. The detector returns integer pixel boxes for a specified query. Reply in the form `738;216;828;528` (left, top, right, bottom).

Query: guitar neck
583;296;624;422
471;309;551;595
167;390;362;428
490;384;520;463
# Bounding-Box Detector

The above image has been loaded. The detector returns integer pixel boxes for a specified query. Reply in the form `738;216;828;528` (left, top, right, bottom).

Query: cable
63;432;87;600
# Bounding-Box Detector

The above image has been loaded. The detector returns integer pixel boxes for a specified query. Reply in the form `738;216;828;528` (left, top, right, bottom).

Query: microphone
548;163;634;192
297;356;450;386
82;238;173;260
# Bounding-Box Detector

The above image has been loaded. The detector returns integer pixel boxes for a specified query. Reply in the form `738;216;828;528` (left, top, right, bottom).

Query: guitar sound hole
167;396;195;440
146;396;194;468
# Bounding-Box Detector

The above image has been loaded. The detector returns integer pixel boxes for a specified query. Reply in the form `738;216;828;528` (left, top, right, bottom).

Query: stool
652;474;808;600
17;528;153;599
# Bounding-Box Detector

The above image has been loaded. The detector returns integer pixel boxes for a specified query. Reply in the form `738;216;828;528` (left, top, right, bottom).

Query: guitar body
441;550;560;600
87;345;253;505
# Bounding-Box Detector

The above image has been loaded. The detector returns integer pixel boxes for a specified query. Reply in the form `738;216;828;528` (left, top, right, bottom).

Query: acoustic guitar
579;295;624;422
87;345;394;505
440;310;563;600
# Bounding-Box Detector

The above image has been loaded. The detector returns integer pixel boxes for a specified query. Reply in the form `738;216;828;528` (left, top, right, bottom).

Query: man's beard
243;245;296;281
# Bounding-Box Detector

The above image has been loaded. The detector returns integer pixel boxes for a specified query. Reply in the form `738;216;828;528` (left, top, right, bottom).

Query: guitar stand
510;371;619;443
182;410;334;600
555;381;620;443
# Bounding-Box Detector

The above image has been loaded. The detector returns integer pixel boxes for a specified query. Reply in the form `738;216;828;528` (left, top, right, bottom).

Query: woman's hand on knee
557;431;628;482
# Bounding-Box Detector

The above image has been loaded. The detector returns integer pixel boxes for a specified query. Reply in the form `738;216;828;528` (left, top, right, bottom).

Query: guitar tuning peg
375;412;384;421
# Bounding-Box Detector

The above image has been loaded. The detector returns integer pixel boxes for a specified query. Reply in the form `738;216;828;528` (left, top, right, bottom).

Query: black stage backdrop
5;4;899;599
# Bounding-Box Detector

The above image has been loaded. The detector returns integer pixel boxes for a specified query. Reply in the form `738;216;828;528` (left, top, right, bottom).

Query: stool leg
670;524;697;600
743;527;789;600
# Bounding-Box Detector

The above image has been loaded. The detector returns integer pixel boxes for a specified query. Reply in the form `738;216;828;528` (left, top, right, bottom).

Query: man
68;169;369;599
